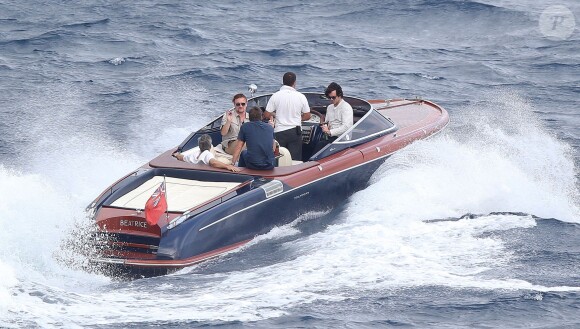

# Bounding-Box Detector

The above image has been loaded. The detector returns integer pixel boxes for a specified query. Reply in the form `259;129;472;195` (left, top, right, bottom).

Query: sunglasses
328;96;337;100
235;102;246;106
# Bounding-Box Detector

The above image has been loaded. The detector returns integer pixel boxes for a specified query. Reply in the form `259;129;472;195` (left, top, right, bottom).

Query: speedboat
85;88;449;278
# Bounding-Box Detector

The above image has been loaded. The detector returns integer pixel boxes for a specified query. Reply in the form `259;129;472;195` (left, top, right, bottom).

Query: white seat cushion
111;176;241;212
277;147;293;166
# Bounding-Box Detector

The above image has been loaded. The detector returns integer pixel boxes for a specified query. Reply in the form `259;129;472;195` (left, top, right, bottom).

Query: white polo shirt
266;85;310;133
181;147;215;165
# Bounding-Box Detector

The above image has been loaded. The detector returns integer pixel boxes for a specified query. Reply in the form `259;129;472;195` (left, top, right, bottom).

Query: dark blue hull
163;156;387;261
95;155;388;278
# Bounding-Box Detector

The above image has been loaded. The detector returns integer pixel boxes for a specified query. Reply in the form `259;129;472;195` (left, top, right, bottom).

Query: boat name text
294;192;310;200
120;219;148;228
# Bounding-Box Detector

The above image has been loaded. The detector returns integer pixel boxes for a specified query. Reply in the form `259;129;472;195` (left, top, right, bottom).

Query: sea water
0;0;579;327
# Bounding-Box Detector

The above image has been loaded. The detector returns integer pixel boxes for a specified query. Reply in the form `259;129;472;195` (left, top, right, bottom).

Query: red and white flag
145;181;167;226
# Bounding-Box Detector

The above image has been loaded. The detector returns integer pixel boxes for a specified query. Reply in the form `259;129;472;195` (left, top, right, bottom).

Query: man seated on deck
313;82;354;154
232;107;276;170
173;134;240;172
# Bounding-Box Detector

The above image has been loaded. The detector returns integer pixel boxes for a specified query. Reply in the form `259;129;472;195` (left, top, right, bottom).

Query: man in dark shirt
232;107;276;170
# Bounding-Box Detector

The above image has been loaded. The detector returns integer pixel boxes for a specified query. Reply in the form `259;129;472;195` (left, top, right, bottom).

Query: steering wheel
308;109;325;124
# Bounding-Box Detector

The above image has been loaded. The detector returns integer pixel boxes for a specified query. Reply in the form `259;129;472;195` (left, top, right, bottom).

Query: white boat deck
111;176;241;212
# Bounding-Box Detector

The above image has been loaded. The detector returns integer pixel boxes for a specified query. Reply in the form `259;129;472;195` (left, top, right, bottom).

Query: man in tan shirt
220;93;248;154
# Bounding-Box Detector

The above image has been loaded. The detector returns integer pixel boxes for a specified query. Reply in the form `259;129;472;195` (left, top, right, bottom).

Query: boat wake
1;90;579;326
369;89;579;223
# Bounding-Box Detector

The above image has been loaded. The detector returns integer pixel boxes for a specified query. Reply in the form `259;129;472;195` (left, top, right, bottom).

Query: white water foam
1;89;579;327
278;89;580;293
245;209;333;246
128;77;213;158
0;259;18;311
0;78;215;326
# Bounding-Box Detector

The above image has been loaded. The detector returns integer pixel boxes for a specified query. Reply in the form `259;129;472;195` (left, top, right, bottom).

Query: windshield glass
310;109;397;160
335;109;395;144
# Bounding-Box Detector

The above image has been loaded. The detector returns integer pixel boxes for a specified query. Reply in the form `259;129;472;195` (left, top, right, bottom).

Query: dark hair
232;93;247;103
325;82;343;98
198;134;213;152
282;72;296;86
248;106;263;121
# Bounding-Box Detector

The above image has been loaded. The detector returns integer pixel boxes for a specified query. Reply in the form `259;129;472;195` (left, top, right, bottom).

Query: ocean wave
531;62;580;70
414;72;445;80
106;57;127;66
259;48;286;57
173;68;243;83
387;71;446;81
61;18;110;29
142;24;208;43
21;30;69;43
268;63;325;72
170;63;328;84
331;0;508;18
420;0;504;12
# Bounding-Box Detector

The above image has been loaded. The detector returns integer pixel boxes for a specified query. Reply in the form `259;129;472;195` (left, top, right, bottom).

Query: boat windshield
309;109;397;160
247;92;372;115
178;92;373;154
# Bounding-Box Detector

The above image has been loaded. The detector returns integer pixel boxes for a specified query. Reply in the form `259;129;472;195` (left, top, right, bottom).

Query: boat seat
111;176;241;212
212;144;233;165
277;147;304;167
277;147;292;166
214;143;301;167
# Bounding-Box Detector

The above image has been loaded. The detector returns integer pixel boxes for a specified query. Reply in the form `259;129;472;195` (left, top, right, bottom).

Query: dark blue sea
1;0;579;328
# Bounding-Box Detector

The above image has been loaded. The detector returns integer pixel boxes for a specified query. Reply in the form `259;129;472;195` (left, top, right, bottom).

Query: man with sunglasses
220;93;248;155
315;82;353;153
264;72;311;161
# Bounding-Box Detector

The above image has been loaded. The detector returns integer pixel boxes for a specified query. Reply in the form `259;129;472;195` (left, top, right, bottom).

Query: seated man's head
248;106;263;122
325;82;343;106
198;134;213;152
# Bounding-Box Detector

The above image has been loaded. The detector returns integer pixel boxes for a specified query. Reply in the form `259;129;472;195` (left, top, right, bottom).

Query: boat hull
93;154;389;278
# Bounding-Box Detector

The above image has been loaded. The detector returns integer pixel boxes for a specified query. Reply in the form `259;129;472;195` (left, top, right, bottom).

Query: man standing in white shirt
264;72;311;161
173;134;240;172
